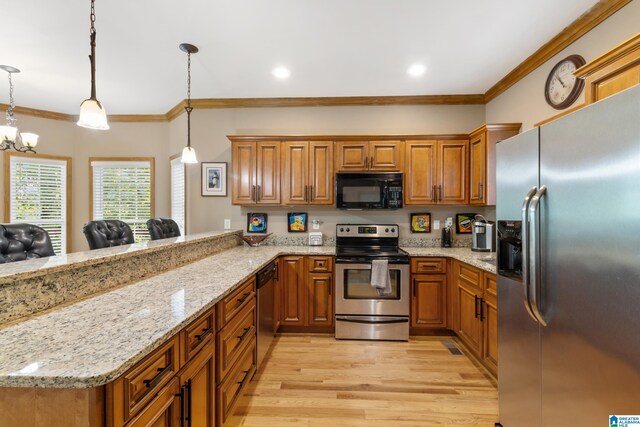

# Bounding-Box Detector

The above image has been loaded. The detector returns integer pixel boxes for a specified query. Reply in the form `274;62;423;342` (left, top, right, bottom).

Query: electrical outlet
312;219;320;230
224;219;231;230
433;220;440;230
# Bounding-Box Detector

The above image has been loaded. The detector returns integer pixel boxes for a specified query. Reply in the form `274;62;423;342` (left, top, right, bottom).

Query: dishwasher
256;260;277;369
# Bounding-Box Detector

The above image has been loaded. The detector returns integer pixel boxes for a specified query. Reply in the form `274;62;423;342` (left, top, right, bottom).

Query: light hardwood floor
229;335;498;426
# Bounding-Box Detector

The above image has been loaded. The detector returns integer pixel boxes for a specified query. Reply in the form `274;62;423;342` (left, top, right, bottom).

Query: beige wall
168;104;487;238
485;0;640;130
0;116;170;252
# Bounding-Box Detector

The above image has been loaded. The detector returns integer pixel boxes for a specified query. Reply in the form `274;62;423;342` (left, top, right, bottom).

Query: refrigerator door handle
528;185;548;326
521;186;538;321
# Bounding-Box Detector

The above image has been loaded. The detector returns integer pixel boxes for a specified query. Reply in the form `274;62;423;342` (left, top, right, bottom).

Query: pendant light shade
78;0;109;130
0;126;18;143
77;99;109;130
181;146;198;164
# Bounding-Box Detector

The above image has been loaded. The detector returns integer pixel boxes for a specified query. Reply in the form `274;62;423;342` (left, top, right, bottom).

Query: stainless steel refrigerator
496;84;640;427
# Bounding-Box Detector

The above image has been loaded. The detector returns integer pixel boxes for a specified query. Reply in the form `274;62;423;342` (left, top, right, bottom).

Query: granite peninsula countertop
0;243;494;389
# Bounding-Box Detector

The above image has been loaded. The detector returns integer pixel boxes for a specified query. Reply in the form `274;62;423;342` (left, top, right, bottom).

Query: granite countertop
0;244;493;389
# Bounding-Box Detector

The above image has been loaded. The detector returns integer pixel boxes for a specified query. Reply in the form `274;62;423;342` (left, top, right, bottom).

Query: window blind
9;156;68;255
171;157;186;235
92;160;152;242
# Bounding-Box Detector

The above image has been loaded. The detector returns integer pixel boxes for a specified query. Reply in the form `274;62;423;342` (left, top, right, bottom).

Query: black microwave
336;172;403;209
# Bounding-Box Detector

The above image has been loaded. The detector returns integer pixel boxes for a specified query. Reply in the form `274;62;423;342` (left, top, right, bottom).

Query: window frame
89;157;155;240
3;151;73;254
170;153;187;235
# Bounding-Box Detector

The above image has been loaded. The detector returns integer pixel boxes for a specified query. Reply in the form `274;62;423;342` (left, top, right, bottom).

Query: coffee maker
472;215;496;252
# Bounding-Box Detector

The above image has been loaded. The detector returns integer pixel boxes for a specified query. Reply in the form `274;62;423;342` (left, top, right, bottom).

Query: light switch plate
433;220;440;230
224;219;231;230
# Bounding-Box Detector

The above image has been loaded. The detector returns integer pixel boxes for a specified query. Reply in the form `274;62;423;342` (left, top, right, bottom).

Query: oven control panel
336;224;398;238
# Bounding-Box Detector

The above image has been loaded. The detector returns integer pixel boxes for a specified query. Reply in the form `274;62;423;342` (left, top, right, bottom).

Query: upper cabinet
468;124;521;206
231;141;280;205
404;139;468;205
335;141;403;172
575;33;640;104
282;141;334;205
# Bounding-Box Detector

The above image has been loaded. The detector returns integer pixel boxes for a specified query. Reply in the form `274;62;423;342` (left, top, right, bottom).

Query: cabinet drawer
307;256;333;273
182;306;215;364
124;377;180;427
484;272;497;298
217;298;257;381
455;261;482;290
217;277;256;330
411;257;447;274
114;336;180;424
216;337;257;426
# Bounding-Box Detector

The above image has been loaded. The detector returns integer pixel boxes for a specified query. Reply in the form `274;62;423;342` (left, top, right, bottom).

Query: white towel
371;259;392;296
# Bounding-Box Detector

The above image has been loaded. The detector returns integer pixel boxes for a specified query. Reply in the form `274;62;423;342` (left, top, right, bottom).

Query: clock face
545;55;586;110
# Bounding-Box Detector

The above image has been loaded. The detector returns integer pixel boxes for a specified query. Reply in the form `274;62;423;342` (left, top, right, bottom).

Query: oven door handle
335;316;408;324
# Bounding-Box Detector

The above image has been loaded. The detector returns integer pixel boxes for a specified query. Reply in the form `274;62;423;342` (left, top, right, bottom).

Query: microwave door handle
521;186;538;322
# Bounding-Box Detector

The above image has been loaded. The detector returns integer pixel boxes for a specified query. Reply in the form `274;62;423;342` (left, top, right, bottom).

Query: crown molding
484;0;633;103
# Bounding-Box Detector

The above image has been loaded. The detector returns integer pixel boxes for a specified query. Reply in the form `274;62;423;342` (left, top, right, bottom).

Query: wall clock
544;55;586;110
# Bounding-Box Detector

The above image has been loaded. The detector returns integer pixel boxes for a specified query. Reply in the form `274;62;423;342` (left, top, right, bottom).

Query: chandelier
0;65;39;153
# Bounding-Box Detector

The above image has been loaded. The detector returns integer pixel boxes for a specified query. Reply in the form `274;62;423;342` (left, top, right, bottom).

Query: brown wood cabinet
404;139;468;205
468;124;521;206
410;258;448;331
177;342;215;427
278;255;334;331
231;141;280;205
576;33;640;104
451;260;498;376
125;378;181;427
282;141;334;205
335;141;402;172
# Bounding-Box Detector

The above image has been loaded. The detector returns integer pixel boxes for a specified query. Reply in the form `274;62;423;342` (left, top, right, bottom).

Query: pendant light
180;43;198;164
0;65;39;153
77;0;109;130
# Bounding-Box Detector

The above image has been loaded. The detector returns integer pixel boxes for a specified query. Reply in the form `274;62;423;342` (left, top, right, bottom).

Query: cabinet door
369;141;403;171
482;273;498;376
411;274;447;329
437;139;468;205
280;256;307;326
335;141;368;171
274;259;281;333
594;65;640;101
231;142;256;205
179;343;215;427
404;140;437;205
308;142;334;205
469;132;486;206
455;280;482;357
307;273;333;326
282;141;308;205
126;378;181;427
256;142;281;204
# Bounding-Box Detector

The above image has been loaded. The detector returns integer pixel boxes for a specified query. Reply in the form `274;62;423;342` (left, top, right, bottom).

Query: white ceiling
1;0;599;114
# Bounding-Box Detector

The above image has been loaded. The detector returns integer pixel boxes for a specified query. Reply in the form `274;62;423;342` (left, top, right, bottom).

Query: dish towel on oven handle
371;259;392;296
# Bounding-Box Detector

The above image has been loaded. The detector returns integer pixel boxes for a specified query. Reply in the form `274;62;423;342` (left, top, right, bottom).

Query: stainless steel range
334;224;410;341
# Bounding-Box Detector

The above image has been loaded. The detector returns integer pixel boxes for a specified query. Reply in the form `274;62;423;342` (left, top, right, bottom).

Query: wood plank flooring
229;335;498;426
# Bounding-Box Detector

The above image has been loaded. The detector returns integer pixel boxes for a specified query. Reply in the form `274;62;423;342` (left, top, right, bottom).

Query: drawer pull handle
237;292;251;305
191;327;213;349
143;364;172;388
237;327;252;342
236;369;252;386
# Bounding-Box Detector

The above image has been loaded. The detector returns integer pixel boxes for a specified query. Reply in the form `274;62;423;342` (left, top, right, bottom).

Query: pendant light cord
185;51;193;149
89;0;98;101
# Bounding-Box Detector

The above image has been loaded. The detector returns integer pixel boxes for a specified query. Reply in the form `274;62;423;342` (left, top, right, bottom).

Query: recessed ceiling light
408;64;426;77
272;67;291;79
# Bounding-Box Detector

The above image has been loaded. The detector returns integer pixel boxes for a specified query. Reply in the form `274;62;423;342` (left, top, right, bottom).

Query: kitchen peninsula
0;231;496;426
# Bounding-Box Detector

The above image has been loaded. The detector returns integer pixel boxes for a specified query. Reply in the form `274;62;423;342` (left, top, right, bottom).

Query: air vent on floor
441;339;464;356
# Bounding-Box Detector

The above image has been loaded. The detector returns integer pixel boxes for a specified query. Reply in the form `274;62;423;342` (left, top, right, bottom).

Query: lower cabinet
452;259;498;376
177;342;216;427
278;255;334;331
410;258;448;331
125;378;182;427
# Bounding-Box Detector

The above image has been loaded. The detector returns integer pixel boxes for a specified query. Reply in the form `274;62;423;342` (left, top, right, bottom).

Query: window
171;157;186;235
91;158;154;243
6;153;71;255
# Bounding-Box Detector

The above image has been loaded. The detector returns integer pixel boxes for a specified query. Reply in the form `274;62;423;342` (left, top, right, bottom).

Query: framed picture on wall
247;213;268;233
201;162;227;197
287;212;308;232
456;213;476;234
410;213;431;233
